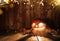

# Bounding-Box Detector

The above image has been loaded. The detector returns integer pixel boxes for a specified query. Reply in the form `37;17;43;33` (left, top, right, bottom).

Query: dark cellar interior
0;0;60;41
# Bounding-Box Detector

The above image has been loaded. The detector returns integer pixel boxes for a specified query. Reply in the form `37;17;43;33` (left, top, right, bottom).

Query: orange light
32;23;36;27
53;0;60;6
39;23;45;27
38;22;46;31
33;26;45;31
0;9;3;15
4;0;9;3
55;0;60;5
32;22;46;31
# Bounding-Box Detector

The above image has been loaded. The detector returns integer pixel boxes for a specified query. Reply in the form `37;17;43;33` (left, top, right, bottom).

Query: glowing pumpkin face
32;20;46;31
31;19;57;36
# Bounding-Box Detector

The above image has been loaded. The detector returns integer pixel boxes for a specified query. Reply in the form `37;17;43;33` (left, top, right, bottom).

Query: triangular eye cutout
32;23;36;27
38;22;46;28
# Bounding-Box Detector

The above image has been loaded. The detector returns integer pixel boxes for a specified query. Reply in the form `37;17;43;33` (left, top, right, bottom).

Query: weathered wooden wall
0;0;60;31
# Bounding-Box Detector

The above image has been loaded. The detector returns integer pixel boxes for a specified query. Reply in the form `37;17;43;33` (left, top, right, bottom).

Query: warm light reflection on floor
0;33;28;41
26;36;53;41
